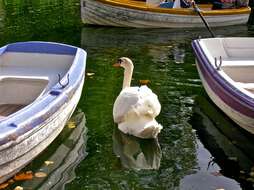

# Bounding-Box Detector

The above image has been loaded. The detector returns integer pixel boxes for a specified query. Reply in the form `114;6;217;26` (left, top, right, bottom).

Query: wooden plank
0;104;25;117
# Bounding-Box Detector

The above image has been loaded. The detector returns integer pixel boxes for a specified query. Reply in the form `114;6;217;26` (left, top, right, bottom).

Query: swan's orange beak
113;63;121;67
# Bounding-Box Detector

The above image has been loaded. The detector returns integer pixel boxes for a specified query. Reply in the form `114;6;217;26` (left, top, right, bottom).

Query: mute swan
113;57;162;139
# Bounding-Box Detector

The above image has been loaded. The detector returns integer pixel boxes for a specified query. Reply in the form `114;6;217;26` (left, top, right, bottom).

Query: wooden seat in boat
236;82;254;89
221;60;254;67
0;104;25;120
235;82;254;94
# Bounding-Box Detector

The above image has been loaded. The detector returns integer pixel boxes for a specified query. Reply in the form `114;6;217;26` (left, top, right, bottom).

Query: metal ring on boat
214;56;222;70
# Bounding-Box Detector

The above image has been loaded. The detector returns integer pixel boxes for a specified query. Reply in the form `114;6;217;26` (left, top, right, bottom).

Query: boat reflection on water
81;25;248;65
6;110;88;190
81;25;249;49
190;95;254;189
113;127;161;170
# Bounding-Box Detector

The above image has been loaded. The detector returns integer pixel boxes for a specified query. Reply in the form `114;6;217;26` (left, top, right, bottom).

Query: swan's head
113;57;134;71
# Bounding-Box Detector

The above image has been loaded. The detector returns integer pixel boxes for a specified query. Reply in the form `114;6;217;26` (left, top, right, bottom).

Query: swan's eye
117;59;123;64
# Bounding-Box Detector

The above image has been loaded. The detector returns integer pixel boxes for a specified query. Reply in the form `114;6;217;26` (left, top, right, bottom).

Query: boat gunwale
192;39;254;116
0;41;86;147
94;0;251;16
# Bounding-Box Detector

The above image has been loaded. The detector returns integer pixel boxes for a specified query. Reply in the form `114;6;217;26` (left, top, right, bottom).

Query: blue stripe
6;42;77;55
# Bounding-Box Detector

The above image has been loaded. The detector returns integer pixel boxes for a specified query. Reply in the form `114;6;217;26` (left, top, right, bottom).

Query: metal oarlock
214;56;222;70
58;74;70;89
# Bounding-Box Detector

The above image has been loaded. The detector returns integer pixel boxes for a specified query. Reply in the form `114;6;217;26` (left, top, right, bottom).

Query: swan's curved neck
122;64;133;89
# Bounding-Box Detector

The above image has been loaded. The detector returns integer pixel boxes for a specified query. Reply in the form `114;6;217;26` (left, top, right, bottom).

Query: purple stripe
192;40;254;118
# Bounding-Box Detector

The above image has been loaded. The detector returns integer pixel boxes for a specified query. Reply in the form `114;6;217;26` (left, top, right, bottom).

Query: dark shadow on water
190;95;254;190
4;110;88;190
113;127;162;170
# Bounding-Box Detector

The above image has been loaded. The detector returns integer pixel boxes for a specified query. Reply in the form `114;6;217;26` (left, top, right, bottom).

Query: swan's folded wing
113;88;139;123
136;86;161;117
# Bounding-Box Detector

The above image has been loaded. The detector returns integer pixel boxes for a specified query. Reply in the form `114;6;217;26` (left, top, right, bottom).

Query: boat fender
214;56;222;70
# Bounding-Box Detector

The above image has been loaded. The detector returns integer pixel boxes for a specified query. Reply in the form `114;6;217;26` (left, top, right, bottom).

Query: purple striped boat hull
192;39;254;134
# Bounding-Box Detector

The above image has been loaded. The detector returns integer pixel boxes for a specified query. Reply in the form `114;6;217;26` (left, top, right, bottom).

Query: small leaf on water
14;186;23;190
250;171;254;177
139;80;150;85
0;183;8;189
8;179;14;184
14;171;33;181
247;178;254;182
35;172;47;178
67;121;76;129
44;160;54;166
228;157;238;161
86;72;95;76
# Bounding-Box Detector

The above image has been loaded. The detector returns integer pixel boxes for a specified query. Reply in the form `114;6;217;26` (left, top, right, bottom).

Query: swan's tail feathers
140;120;162;139
117;119;163;139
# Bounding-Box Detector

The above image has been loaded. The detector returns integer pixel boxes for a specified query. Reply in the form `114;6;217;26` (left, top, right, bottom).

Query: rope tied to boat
214;56;222;70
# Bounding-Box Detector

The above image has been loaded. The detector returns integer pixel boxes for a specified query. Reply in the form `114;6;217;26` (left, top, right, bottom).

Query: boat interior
199;38;254;95
96;0;250;13
100;0;213;9
0;52;75;118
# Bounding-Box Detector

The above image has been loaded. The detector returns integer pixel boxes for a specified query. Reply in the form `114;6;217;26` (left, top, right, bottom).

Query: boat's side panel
0;76;84;184
192;40;254;134
81;0;249;28
196;64;254;134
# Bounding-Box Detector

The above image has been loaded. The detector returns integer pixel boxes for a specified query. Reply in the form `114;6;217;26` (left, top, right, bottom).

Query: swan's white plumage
113;57;162;139
113;86;161;123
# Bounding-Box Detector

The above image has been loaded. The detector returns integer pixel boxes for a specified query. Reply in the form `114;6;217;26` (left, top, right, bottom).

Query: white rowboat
0;41;86;183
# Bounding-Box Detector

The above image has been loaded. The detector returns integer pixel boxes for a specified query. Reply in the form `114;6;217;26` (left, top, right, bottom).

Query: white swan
113;57;162;139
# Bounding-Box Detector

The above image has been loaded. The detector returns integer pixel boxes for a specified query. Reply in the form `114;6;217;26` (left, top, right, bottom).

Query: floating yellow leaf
35;172;47;178
250;171;254;177
67;121;76;129
139;80;150;85
86;72;95;77
44;160;54;166
0;183;8;189
14;171;33;181
8;179;14;184
14;186;23;190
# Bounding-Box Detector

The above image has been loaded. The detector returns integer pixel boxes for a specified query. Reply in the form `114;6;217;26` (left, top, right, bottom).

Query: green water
1;0;254;189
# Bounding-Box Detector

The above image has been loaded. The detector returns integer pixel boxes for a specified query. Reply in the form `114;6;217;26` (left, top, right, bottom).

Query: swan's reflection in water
173;43;186;64
113;127;161;170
